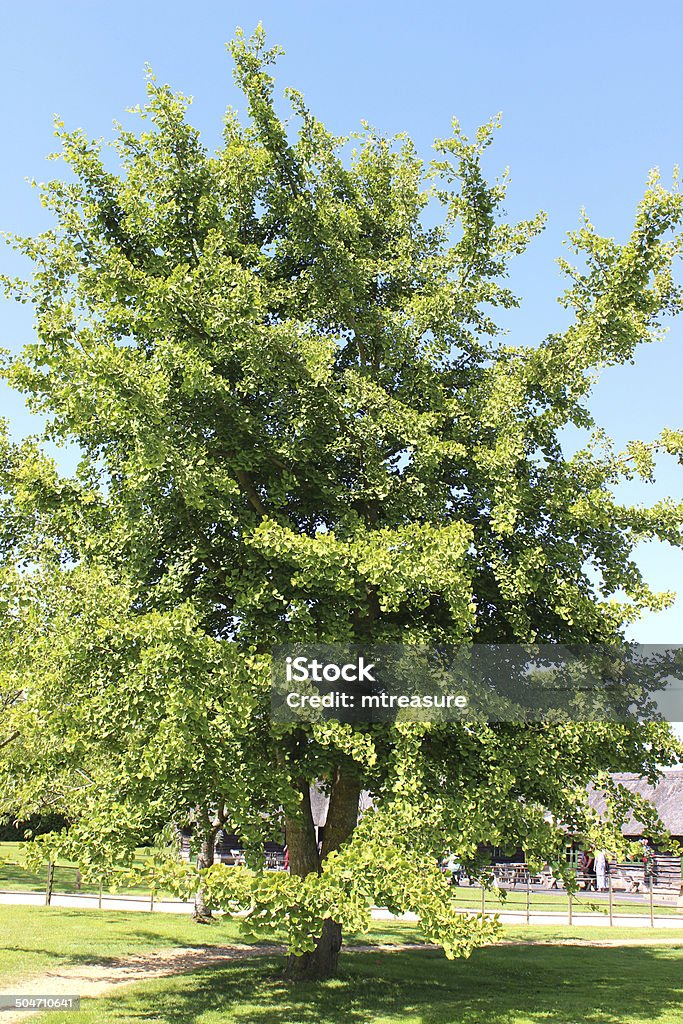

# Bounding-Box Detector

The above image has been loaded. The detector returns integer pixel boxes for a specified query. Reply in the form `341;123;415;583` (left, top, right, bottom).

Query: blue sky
1;0;682;642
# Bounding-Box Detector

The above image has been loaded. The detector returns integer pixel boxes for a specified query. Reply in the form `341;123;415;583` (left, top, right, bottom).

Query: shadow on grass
7;947;129;969
72;943;683;1024
2;911;247;976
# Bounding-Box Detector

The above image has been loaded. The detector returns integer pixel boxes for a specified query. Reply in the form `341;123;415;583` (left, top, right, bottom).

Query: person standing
595;850;608;892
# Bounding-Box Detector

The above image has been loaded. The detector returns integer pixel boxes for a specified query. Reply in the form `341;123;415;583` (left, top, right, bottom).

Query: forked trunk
286;779;320;878
285;768;361;980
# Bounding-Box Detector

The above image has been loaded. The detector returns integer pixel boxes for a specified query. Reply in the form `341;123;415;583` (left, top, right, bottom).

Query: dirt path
2;937;682;1021
0;944;280;1022
0;943;428;1022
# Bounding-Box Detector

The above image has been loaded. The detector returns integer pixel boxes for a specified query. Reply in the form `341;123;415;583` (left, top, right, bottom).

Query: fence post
150;888;155;913
608;875;613;927
480;883;485;916
45;861;54;906
649;878;655;928
568;891;573;926
526;877;530;925
98;879;103;910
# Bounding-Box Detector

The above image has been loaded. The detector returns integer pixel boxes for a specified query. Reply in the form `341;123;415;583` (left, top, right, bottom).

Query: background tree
1;26;683;978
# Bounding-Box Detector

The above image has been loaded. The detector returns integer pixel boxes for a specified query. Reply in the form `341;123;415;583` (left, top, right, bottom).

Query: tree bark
285;918;344;981
285;767;361;980
194;834;216;922
286;780;320;878
321;768;362;859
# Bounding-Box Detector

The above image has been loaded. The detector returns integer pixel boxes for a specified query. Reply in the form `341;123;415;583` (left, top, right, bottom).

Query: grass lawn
0;905;424;987
0;905;252;985
2;906;683;1024
0;843;52;894
0;842;160;897
463;887;683;917
27;934;683;1024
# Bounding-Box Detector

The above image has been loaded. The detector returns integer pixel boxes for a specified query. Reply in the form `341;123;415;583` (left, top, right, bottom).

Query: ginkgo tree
1;25;683;979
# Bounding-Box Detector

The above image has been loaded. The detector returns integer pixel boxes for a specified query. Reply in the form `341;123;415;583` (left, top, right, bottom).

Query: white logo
285;656;375;684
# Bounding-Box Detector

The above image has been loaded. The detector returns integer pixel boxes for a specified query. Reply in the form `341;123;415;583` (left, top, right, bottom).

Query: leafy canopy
1;25;683;960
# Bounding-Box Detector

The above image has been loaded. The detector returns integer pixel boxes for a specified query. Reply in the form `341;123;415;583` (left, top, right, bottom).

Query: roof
310;770;683;836
588;770;683;836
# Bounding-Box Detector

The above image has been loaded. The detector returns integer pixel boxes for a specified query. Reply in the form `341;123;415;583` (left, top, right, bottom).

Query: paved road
0;891;192;914
2;889;683;927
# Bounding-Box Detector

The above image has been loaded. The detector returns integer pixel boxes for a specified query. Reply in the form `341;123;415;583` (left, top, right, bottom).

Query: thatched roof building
310;771;683;844
587;769;683;840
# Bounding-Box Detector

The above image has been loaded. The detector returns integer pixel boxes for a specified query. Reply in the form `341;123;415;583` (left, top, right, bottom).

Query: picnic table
492;863;530;887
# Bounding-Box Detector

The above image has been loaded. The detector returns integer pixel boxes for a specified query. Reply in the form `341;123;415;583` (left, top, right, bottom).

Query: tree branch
0;730;19;752
235;469;268;517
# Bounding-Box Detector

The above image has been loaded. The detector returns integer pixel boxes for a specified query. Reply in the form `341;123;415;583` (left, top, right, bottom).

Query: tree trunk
285;918;343;980
320;767;362;860
286;780;320;877
285;767;361;980
194;834;215;923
